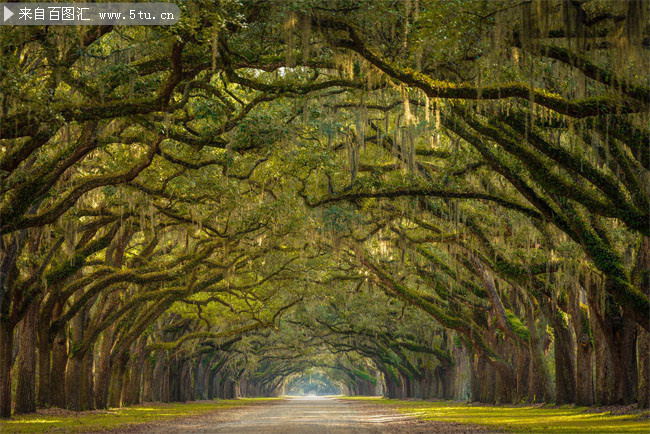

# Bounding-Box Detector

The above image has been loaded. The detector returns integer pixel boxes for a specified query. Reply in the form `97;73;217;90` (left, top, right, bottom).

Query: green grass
341;397;650;432
0;398;278;433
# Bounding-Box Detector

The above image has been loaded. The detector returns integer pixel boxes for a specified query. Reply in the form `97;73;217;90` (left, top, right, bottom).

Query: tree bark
169;356;180;401
639;326;650;408
526;309;554;403
119;356;131;407
179;361;190;402
516;347;530;402
65;294;86;410
142;355;153;402
124;337;146;406
549;304;576;404
195;356;205;400
634;237;650;408
483;360;496;403
15;301;38;413
470;353;481;401
214;372;222;399
0;319;14;418
491;334;515;404
570;286;594;405
162;360;170;402
610;314;637;405
80;347;95;410
49;302;68;408
206;364;217;399
65;354;83;410
384;369;399;399
592;313;615;405
36;317;51;407
108;352;128;407
151;351;165;402
590;286;637;405
94;325;115;409
94;235;128;408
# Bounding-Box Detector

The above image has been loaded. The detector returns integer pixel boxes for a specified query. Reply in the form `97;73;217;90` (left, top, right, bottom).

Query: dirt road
119;396;494;433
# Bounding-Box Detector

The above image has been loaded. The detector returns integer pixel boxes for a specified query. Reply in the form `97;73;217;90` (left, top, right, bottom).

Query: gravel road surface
117;396;495;433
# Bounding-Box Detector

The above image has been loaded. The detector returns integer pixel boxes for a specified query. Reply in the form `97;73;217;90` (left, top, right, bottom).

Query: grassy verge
341;397;650;432
0;398;278;433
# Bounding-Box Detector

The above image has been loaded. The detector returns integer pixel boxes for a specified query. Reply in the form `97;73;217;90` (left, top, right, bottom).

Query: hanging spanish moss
301;12;311;61
284;11;297;68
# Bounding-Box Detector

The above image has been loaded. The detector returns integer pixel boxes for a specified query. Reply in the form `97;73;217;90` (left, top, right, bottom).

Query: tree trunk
179;361;189;402
470;353;481;401
611;314;638;405
49;302;68;409
65;290;87;410
516;347;530;402
491;338;515;404
592;314;615;405
36;318;51;407
65;328;83;409
186;362;195;401
635;325;649;409
80;348;95;410
195;357;205;400
162;361;170;402
15;302;38;414
526;310;554;403
383;369;397;398
227;379;237;399
169;357;180;402
420;367;432;399
496;358;516;404
94;325;115;409
590;288;637;405
634;237;650;408
119;358;131;407
403;375;412;398
65;354;83;410
483;361;496;403
397;372;407;399
152;352;165;402
0;319;14;418
570;287;594;406
125;338;146;406
108;353;128;408
142;356;153;403
214;372;222;399
206;366;217;399
95;238;128;408
550;305;576;404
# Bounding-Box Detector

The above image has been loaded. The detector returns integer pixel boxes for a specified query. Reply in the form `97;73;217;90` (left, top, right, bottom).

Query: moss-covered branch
318;18;647;117
308;186;543;219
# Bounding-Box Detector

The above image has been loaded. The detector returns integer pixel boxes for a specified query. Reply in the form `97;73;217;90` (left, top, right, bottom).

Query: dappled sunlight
371;399;650;432
0;400;264;433
4;419;61;424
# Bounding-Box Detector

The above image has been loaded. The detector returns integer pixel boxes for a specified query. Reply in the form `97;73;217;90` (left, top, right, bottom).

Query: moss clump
578;303;594;346
505;309;530;341
353;368;377;386
45;253;84;286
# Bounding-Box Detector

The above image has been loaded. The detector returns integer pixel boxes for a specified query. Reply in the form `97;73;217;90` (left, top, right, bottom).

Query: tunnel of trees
0;0;648;418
